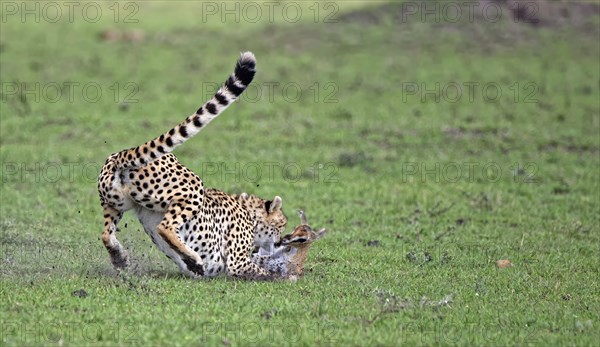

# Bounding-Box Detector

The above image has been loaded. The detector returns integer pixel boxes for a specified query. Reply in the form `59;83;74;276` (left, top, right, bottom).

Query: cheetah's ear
240;192;249;200
268;196;282;214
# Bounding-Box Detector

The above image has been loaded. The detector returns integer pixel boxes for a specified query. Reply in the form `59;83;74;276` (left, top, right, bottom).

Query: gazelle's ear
267;196;282;214
314;228;327;239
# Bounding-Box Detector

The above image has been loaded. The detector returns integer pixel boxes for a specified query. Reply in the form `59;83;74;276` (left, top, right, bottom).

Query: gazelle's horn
297;209;308;225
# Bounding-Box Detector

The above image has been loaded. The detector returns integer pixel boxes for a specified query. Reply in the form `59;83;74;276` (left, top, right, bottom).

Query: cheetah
97;52;288;280
252;210;326;280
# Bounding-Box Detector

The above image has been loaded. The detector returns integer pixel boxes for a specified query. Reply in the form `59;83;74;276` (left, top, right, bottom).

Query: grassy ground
1;1;599;346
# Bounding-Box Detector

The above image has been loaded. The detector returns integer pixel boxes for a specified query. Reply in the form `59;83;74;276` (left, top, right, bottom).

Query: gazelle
252;210;326;280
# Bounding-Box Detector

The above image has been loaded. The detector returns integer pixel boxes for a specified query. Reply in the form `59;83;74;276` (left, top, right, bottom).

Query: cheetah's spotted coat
97;52;288;280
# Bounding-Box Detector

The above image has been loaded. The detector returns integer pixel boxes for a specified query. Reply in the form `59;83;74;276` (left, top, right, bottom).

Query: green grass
1;1;599;346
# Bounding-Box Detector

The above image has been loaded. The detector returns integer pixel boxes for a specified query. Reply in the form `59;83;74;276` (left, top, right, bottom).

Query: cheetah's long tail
114;52;256;171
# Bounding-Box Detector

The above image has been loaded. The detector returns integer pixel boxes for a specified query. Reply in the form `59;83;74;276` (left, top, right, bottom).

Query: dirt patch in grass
337;151;371;168
442;126;512;141
339;0;599;30
337;3;400;25
538;140;599;154
492;0;600;28
336;0;599;52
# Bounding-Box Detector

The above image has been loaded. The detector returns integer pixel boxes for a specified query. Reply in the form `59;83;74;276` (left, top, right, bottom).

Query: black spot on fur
179;126;188;138
166;137;173;147
193;115;203;127
225;76;244;96
215;93;228;106
206;102;217;115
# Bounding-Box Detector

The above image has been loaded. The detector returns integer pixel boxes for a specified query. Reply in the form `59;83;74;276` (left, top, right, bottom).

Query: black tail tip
235;51;256;86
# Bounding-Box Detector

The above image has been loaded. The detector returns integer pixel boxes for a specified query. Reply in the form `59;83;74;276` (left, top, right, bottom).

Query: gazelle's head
279;210;326;247
261;210;326;281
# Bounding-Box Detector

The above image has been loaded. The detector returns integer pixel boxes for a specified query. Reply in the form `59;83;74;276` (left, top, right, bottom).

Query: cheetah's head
237;193;287;251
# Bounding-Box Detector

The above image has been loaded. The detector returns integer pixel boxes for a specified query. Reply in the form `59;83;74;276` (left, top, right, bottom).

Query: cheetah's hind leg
101;205;130;269
155;200;205;278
